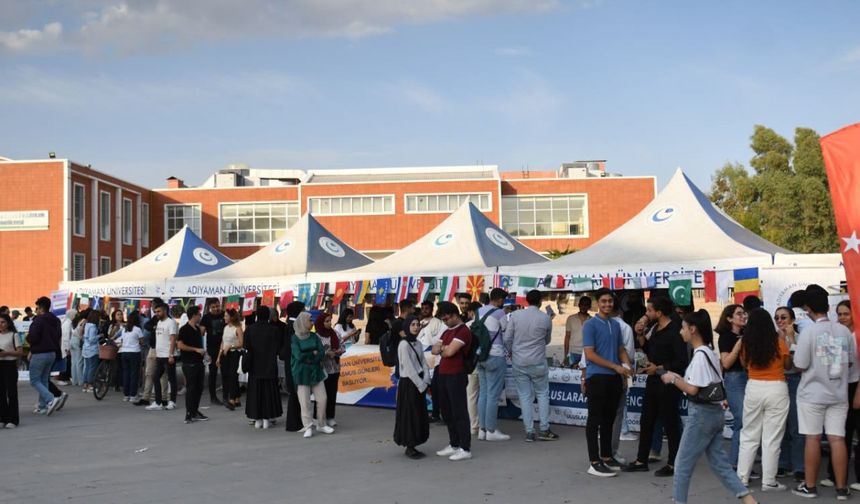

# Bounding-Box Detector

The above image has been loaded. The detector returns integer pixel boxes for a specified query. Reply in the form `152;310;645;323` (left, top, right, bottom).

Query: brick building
0;157;655;307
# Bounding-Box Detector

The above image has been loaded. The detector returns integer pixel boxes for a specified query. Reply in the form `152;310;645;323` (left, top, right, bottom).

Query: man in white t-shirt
146;303;179;411
792;284;857;499
418;300;446;423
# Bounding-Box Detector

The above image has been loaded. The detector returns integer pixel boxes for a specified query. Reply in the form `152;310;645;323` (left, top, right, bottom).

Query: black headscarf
402;315;419;342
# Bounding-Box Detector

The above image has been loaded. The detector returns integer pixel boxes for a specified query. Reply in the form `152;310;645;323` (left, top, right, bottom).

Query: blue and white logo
485;227;514;251
319;237;345;257
274;239;292;255
153;252;169;263
651;206;677;223
433;231;455;248
193;247;219;266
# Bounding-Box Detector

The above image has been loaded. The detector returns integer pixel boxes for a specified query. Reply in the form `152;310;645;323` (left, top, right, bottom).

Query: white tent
322;202;547;280
62;226;233;298
500;168;790;288
169;213;373;297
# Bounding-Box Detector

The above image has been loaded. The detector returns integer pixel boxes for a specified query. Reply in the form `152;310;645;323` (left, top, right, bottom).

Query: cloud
841;46;860;63
0;22;62;52
385;80;447;113
494;46;532;57
1;0;561;55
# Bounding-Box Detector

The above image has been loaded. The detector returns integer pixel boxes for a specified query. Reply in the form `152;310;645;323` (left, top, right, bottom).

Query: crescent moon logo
651;206;677;223
485;228;514;251
193;247;219;266
153;252;169;263
319;237;346;257
274;239;292;254
671;285;686;300
433;231;455;248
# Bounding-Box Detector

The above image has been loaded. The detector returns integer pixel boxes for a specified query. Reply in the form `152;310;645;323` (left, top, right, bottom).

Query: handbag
688;349;726;403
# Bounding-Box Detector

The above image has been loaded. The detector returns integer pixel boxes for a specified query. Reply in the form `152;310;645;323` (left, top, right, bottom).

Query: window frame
141;202;150;248
307;194;395;216
217;201;300;247
73;183;86;237
163;203;202;240
122;197;133;246
99;256;111;276
72;253;86;280
403;192;493;214
99;190;111;241
500;194;589;239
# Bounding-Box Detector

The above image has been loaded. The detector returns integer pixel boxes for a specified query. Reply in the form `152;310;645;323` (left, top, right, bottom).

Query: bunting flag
703;270;717;303
821;123;860;338
261;289;276;308
374;278;391;305
139;299;152;316
629;274;657;290
466;275;485;301
331;282;349;307
297;284;318;307
278;289;294;310
543;274;566;289
353;280;371;305
314;283;328;309
668;279;692;306
124;299;139;317
78;294;90;310
572;276;593;292
194;297;207;312
439;275;458;302
242;291;257;316
224;295;240;311
515;276;539;305
393;276;411;302
732;267;760;304
417;277;434;303
601;276;625;290
90;295;103;311
66;292;75;311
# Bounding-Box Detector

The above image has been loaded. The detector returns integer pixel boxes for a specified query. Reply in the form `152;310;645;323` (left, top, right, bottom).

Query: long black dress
394;378;429;449
279;319;303;431
244;321;283;420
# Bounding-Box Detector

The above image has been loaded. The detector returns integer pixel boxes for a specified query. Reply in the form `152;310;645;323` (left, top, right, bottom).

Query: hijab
293;312;312;340
402;315;419;342
314;313;339;351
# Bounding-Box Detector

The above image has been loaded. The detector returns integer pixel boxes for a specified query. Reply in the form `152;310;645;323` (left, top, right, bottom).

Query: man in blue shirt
583;288;632;477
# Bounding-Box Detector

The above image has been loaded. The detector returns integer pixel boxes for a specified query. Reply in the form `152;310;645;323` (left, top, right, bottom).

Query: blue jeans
477;355;507;432
513;362;550;433
673;402;750;504
779;372;804;473
29;352;56;408
723;371;747;465
84;355;99;384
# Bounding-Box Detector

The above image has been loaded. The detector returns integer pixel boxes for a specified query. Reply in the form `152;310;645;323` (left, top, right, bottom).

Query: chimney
166;176;185;189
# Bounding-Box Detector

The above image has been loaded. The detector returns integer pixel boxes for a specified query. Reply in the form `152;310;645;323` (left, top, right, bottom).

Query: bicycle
93;338;118;401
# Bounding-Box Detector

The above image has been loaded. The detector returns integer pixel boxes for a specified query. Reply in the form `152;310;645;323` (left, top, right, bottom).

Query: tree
709;125;838;253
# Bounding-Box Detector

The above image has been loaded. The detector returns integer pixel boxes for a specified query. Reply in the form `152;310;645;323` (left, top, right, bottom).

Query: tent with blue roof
62;226;233;298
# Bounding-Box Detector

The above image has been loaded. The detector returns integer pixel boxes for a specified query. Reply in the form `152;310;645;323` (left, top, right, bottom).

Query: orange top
744;338;789;381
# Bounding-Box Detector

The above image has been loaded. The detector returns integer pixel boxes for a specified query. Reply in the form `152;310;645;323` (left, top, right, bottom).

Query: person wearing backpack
432;301;473;461
476;288;510;442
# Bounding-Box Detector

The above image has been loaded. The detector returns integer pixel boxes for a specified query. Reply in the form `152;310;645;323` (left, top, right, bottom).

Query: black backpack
464;308;499;373
379;329;398;367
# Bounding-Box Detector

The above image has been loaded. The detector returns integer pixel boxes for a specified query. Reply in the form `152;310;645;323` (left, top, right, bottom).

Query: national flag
393;276;411;302
78;294;90;310
314;283;327;309
515;276;539;305
439;276;458;302
542;274;565;290
374;278;391;305
90;296;103;311
139;299;152;316
260;290;276;308
194;297;206;312
416;277;434;303
703;270;717;303
353;280;371;305
572;276;592;291
492;274;514;290
278;289;294;310
124;299;139;317
601;276;625;290
668;279;692;306
821;123;860;337
242;292;257;316
224;295;240;311
66;292;75;310
629;274;657;290
331;282;349;307
297;284;319;307
466;275;485;301
732;267;760;304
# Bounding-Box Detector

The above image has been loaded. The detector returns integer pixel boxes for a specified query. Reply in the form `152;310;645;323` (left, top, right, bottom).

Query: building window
122;259;133;268
72;253;86;280
141;203;150;247
122;198;133;246
99;256;111;275
99;191;111;241
501;195;588;238
219;202;299;245
405;192;491;214
73;183;86;237
308;195;394;216
165;204;201;239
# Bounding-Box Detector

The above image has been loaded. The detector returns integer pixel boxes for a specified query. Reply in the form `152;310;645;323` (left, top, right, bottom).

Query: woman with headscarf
281;301;305;432
394;315;431;458
315;312;345;427
291;312;334;438
244;306;283;429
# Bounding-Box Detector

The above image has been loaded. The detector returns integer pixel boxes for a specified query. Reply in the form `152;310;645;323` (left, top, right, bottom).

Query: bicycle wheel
93;360;110;400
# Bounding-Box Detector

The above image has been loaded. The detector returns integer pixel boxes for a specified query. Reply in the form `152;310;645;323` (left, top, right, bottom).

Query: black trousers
207;349;223;401
637;375;682;466
153;358;178;405
324;372;339;420
437;373;471;451
121;352;141;398
586;374;623;462
0;360;19;426
430;370;441;418
220;351;240;401
182;362;204;416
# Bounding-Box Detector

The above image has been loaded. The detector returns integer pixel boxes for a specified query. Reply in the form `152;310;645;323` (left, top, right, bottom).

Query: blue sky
2;0;858;191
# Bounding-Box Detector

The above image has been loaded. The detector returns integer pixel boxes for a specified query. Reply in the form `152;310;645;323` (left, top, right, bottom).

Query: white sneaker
485;430;511;441
762;482;787;492
4;423;16;429
145;402;164;411
851;482;860;492
821;478;835;488
326;418;337;427
478;429;486;440
57;380;70;386
436;445;457;457
254;420;263;429
33;407;46;415
262;419;271;429
123;396;130;402
165;401;176;410
449;448;472;461
318;425;335;434
303;427;314;438
45;397;61;416
620;432;639;441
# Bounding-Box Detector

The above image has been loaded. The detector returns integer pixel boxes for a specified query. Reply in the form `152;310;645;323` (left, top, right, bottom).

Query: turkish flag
820;123;860;334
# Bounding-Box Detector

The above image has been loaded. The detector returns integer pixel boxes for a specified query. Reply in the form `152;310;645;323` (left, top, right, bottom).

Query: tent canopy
501;168;790;281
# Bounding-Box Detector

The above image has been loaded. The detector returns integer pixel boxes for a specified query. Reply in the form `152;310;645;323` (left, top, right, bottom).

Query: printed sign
0;210;49;231
338;353;393;392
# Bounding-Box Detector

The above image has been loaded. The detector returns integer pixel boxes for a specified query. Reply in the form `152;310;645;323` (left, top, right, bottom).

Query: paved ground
5;385;810;504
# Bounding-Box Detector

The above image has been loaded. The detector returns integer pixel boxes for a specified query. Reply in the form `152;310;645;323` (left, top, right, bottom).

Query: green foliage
545;246;576;259
709;125;839;253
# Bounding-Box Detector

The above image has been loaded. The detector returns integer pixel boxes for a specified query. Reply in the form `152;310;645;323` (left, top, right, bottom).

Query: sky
2;0;859;191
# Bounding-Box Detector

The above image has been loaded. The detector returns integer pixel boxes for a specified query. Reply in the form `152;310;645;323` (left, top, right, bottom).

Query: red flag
821;123;860;336
703;270;717;303
614;276;625;290
242;292;257;316
261;289;276;308
601;276;610;289
278;289;294;311
466;275;485;301
331;282;349;307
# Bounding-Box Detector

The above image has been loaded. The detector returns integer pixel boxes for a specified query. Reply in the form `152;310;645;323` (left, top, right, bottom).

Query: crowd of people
0;284;858;503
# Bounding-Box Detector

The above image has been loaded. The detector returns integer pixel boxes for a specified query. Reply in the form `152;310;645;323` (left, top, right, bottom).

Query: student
216;308;244;410
116;311;144;402
291;312;332;437
565;296;592;367
476;288;511;442
146;303;178;411
176;305;208;424
0;313;23;428
394;315;431;458
433;301;473;461
716;304;749;469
